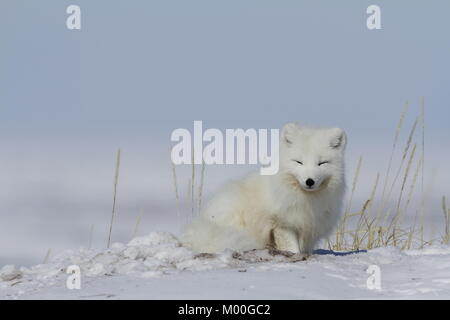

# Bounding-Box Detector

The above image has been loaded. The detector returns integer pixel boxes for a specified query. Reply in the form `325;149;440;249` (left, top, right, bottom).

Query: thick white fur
181;124;347;255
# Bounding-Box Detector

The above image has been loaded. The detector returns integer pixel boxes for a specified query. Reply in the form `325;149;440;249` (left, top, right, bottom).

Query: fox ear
330;128;347;150
281;123;300;145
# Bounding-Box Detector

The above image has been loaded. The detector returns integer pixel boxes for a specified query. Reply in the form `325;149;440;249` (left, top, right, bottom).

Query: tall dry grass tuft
419;98;426;248
43;248;52;264
197;161;206;214
389;143;417;246
443;196;449;245
335;156;362;250
171;158;181;220
352;172;379;250
170;146;206;224
132;208;144;238
107;148;121;249
330;99;445;251
383;116;418;216
379;101;409;209
191;149;195;218
404;158;422;249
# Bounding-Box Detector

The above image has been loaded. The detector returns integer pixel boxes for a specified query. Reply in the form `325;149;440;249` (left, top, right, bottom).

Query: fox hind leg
271;227;300;253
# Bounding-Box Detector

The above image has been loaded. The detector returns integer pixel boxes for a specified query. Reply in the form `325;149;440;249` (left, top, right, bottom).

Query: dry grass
171;150;205;224
107;148;121;249
335;155;362;249
330;99;447;251
132;208;144;238
443;196;449;245
43;248;52;264
171;154;181;220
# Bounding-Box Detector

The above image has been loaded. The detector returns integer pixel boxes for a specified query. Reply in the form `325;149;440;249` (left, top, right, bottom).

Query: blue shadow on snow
313;249;367;256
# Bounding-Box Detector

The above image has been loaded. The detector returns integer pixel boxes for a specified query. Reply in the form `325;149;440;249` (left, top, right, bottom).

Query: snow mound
0;232;307;290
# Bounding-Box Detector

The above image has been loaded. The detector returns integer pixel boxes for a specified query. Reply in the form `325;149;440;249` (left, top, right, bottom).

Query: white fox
181;123;347;257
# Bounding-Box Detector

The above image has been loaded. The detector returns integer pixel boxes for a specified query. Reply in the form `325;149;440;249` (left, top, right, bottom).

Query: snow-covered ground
1;232;450;300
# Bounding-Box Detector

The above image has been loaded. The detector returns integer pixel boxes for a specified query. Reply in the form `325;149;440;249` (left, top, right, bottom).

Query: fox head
279;123;347;193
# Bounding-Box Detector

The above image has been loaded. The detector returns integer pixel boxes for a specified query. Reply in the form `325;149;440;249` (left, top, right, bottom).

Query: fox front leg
272;227;300;253
297;228;315;256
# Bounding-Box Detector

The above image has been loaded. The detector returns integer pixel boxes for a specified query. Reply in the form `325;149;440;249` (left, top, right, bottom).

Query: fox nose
306;178;315;187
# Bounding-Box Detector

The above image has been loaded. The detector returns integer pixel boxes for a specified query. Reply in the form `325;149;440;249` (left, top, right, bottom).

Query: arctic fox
181;123;347;256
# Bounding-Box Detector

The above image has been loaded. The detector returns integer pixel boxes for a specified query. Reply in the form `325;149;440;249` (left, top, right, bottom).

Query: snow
1;231;450;299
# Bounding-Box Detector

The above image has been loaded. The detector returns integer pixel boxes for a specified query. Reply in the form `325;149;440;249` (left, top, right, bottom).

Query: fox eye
318;161;329;166
294;160;303;165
